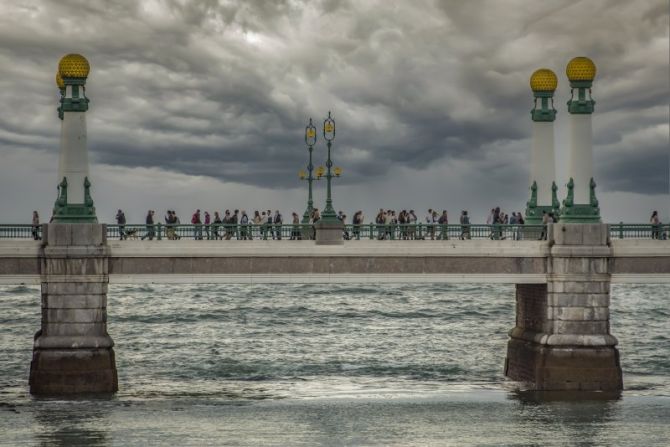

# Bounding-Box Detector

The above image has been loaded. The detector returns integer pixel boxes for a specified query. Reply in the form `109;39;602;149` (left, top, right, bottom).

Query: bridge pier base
29;224;118;394
505;224;622;391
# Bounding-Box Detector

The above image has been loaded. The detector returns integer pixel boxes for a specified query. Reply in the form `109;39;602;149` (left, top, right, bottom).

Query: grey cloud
0;0;668;211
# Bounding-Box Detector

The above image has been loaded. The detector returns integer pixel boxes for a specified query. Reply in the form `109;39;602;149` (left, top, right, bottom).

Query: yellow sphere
56;72;64;89
529;68;558;92
566;56;596;82
58;54;90;79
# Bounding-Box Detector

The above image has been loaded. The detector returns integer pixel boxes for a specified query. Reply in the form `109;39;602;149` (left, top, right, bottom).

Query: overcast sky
0;0;668;224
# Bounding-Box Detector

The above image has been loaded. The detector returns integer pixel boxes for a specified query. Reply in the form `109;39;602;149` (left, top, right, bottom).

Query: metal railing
0;224;42;240
0;223;667;241
343;223;545;240
609;223;670;240
107;223;313;241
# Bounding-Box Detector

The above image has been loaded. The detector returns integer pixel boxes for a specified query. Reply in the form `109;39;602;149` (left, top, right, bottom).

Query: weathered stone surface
505;339;622;391
551;223;609;246
42;308;106;323
43;322;107;337
42;293;107;309
552;320;609;335
547;292;609;307
42;281;108;295
507;224;622;392
31;223;117;396
315;221;344;245
611;257;670;274
29;348;117;394
548;306;609;321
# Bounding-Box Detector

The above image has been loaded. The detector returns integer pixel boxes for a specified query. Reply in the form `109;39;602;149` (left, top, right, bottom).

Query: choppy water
0;283;669;446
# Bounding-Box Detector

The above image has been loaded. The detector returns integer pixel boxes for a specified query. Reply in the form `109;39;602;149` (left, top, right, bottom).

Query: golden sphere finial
58;54;90;79
56;72;64;89
530;68;558;92
566;57;596;82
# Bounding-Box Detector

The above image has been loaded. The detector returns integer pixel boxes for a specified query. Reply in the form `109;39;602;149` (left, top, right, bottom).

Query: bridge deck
0;239;667;284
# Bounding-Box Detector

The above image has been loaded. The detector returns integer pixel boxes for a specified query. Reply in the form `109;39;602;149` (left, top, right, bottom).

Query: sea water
0;283;668;446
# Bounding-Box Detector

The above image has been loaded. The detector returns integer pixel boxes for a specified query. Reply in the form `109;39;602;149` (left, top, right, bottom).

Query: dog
123;229;139;240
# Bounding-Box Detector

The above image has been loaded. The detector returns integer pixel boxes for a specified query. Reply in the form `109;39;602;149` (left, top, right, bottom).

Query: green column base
559;204;600;223
525;205;559;224
52;203;98;223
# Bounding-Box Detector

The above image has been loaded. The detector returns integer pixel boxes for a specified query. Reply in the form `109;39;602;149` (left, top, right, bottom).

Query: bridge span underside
0;223;668;395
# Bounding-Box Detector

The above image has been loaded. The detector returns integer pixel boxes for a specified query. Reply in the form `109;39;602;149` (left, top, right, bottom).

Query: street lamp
300;118;323;224
320;111;340;223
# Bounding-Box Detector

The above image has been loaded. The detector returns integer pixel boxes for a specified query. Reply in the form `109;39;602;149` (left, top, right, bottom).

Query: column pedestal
505;224;622;391
29;223;117;394
315;220;344;245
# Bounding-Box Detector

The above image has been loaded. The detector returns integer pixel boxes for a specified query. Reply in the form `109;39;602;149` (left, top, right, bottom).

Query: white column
531;121;556;205
59;112;89;204
568;113;593;204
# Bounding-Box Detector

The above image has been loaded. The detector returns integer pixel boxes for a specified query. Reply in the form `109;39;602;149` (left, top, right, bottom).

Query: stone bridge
1;222;668;395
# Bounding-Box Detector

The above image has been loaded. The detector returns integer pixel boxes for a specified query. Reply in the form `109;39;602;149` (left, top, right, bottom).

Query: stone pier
29;223;117;394
505;223;622;391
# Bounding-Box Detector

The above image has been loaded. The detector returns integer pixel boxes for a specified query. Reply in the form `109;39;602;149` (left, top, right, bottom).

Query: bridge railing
1;223;668;241
0;224;42;240
106;223;314;240
609;223;669;240
343;223;546;240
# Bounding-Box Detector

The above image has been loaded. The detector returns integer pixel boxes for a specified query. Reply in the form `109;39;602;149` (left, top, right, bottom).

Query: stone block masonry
505;223;622;391
29;223;117;394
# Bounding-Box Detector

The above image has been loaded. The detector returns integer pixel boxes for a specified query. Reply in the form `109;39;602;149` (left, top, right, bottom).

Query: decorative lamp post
561;56;600;223
525;68;560;223
300;118;320;224
320;111;339;223
313;111;344;244
52;53;97;223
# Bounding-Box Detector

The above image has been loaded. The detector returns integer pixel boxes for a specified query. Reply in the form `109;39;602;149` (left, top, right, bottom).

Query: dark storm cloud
0;0;667;195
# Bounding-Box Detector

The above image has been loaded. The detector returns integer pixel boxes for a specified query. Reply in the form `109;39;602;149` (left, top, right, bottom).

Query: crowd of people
22;208;670;242
111;206;555;241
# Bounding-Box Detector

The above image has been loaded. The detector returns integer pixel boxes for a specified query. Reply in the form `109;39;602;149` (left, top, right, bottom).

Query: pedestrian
204;211;211;240
510;212;519;240
352;210;363;240
651;210;660;239
253;210;262;239
240;210;249;240
340;213;350;240
408;209;417;240
31;211;41;240
291;212;301;240
486;208;495;225
311;208;320;240
115;209;126;240
141;210;155;240
232;210;240;239
460;210;471;240
398;210;407;239
438;210;449;240
376;209;385;240
274;210;283;240
213;211;222;240
425;209;434;240
540;210;549;240
191;209;202;240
